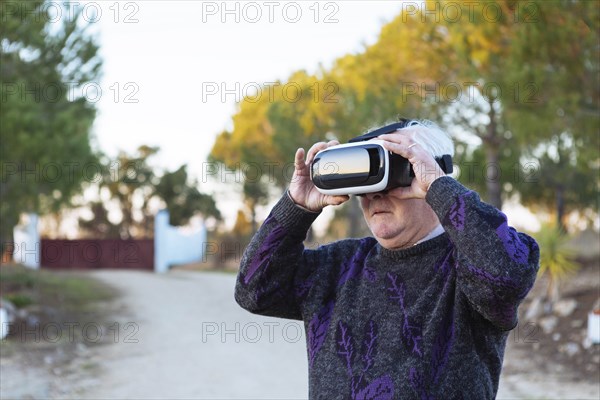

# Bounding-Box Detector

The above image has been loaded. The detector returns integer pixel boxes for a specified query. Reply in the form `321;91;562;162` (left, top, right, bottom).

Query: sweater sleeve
426;176;540;330
234;192;322;320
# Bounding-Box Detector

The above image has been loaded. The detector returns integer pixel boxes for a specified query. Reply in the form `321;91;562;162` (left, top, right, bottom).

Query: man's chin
371;225;402;242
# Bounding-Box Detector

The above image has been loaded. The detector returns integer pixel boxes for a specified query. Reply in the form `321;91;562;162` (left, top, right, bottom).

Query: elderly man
235;120;540;399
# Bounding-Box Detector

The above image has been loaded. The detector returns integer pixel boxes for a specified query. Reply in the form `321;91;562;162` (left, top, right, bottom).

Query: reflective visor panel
311;144;385;190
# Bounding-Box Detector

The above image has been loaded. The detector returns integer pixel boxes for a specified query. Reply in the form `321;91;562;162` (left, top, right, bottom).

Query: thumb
325;194;350;206
295;148;306;171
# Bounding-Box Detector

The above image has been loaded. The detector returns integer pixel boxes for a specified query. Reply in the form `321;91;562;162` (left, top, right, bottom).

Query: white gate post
13;213;40;269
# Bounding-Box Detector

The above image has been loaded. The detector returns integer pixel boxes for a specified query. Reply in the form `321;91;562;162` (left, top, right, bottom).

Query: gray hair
365;119;454;157
400;119;455;157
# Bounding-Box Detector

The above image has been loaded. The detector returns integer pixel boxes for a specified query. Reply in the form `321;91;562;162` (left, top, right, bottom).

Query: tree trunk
1;238;15;265
556;184;566;233
0;217;17;265
485;145;503;209
484;102;503;209
250;205;257;236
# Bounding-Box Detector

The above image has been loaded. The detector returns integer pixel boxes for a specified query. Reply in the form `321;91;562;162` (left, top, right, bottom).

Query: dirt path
80;270;309;399
2;269;599;399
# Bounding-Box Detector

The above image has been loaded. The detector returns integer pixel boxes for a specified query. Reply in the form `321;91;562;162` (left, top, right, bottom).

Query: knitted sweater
235;177;540;399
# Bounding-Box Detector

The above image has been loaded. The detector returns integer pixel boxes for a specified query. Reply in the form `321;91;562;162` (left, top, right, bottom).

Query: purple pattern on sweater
336;320;395;400
362;267;377;283
407;311;454;398
307;301;334;367
338;238;376;287
361;320;378;372
354;375;394;400
243;214;286;285
446;191;472;231
294;276;314;301
409;368;432;400
496;222;530;265
466;264;521;326
431;310;455;384
386;273;422;357
336;321;355;376
436;247;455;278
466;264;519;289
480;210;531;265
254;281;281;304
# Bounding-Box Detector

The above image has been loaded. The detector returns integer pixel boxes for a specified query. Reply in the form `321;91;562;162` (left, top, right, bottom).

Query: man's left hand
378;128;447;199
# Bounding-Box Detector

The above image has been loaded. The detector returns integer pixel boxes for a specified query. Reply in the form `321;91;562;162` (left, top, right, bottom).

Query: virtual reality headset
310;120;453;196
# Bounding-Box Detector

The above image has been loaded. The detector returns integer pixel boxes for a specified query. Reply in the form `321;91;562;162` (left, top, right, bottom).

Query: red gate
41;239;154;270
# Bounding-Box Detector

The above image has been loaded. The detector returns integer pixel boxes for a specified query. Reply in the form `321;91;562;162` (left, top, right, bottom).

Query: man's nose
365;191;386;201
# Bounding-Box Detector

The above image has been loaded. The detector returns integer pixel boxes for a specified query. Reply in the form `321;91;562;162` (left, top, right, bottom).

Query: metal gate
41;239;154;270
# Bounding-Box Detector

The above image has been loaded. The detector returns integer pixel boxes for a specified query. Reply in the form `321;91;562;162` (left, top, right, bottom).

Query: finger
379;132;411;146
325;195;350;206
305;140;340;166
305;141;330;165
294;147;306;170
378;130;411;144
381;139;420;159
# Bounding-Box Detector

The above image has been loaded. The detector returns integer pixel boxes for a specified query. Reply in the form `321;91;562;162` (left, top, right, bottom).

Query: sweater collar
377;233;450;261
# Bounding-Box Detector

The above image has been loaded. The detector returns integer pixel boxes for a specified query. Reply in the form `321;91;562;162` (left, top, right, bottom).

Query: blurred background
1;1;599;399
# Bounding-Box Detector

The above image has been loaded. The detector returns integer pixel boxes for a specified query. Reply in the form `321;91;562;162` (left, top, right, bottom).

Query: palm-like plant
534;223;580;306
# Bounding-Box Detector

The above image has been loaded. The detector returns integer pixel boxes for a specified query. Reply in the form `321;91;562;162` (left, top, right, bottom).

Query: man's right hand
288;141;350;212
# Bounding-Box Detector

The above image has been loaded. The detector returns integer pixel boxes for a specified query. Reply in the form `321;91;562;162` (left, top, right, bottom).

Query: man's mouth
372;209;390;216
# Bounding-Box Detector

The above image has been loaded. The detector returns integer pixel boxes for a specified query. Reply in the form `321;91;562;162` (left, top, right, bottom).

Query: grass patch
3;293;33;308
1;266;35;291
1;265;116;312
36;270;115;313
1;264;119;343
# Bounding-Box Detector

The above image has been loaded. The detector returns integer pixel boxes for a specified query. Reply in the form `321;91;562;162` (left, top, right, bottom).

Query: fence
40;239;154;270
10;211;206;273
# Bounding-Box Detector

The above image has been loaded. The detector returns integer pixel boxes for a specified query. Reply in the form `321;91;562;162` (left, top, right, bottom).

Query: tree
518;134;598;232
499;0;600;230
77;201;120;239
1;1;102;252
79;147;221;238
436;0;598;214
155;165;221;227
78;146;158;239
101;146;160;238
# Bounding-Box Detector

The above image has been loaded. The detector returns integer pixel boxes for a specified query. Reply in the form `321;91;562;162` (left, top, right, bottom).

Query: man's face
359;188;440;249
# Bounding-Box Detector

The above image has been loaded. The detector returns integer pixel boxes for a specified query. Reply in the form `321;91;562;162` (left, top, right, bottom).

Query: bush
534;223;580;303
4;293;33;308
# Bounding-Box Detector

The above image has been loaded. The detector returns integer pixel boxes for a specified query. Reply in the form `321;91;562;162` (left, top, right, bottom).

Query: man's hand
378;128;447;199
289;140;350;212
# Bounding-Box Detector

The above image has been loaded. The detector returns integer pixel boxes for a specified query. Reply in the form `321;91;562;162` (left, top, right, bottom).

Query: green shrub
4;293;33;308
534;223;580;302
